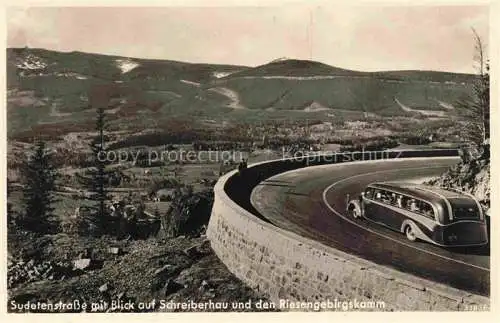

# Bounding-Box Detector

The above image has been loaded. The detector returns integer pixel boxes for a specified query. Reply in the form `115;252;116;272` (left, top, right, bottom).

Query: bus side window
380;190;391;204
389;193;397;205
396;194;403;208
364;188;374;199
419;202;435;219
401;196;412;210
373;189;383;201
409;199;419;212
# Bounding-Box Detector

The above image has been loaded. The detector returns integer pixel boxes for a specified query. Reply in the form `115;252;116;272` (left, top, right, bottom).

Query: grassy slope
218;59;473;113
7;48;247;136
7;48;475;138
219;77;470;113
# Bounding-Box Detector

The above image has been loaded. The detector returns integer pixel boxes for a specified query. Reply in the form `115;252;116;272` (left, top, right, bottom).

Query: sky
7;4;489;73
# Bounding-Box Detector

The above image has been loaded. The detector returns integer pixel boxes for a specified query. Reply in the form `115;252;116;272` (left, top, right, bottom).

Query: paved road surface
251;157;489;296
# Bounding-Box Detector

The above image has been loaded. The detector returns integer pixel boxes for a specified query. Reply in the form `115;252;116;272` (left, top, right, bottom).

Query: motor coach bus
346;182;488;247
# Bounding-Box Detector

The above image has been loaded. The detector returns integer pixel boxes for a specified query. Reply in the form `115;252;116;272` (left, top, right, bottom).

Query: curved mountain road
250;157;490;296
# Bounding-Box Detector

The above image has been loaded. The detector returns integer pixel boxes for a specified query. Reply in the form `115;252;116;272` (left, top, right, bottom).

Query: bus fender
400;220;428;242
346;199;363;218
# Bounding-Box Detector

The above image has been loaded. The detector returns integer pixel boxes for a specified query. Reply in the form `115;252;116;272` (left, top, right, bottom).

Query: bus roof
368;182;471;203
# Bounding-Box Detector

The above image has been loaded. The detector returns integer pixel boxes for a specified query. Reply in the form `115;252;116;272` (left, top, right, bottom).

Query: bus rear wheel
405;225;417;242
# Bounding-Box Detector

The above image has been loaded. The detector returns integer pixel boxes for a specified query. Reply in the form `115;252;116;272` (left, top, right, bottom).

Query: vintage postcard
2;0;496;318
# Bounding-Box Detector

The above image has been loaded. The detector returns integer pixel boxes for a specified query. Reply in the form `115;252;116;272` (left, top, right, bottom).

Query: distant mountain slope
7;47;248;85
370;70;475;84
6;48;249;135
6;48;476;138
209;59;474;114
225;59;367;78
216;76;471;115
226;58;475;84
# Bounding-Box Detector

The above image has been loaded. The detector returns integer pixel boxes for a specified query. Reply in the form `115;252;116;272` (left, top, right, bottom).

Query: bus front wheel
347;201;362;219
404;224;417;242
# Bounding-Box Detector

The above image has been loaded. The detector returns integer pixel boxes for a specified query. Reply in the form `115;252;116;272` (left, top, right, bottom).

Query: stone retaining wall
206;152;489;311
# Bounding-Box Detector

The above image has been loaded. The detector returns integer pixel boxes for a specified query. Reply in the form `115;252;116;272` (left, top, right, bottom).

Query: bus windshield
449;198;481;220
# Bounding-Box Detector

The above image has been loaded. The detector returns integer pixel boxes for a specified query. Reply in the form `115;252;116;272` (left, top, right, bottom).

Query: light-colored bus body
347;182;488;247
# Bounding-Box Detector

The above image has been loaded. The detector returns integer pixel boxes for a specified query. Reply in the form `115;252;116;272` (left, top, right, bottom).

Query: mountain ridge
7;47;475;138
8;47;475;81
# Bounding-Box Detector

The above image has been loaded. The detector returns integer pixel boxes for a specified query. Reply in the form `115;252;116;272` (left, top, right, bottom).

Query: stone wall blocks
207;153;489;311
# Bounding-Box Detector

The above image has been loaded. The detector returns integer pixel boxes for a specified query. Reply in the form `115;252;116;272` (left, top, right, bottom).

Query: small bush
339;137;398;152
398;135;432;145
60;215;108;237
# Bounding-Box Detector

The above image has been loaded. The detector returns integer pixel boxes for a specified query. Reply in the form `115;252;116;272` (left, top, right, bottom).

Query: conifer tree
88;104;111;226
458;29;490;155
20;141;58;232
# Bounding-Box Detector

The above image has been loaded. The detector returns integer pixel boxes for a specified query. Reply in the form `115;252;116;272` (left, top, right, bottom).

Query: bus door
384;193;408;229
368;189;390;224
362;187;376;219
370;190;401;229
